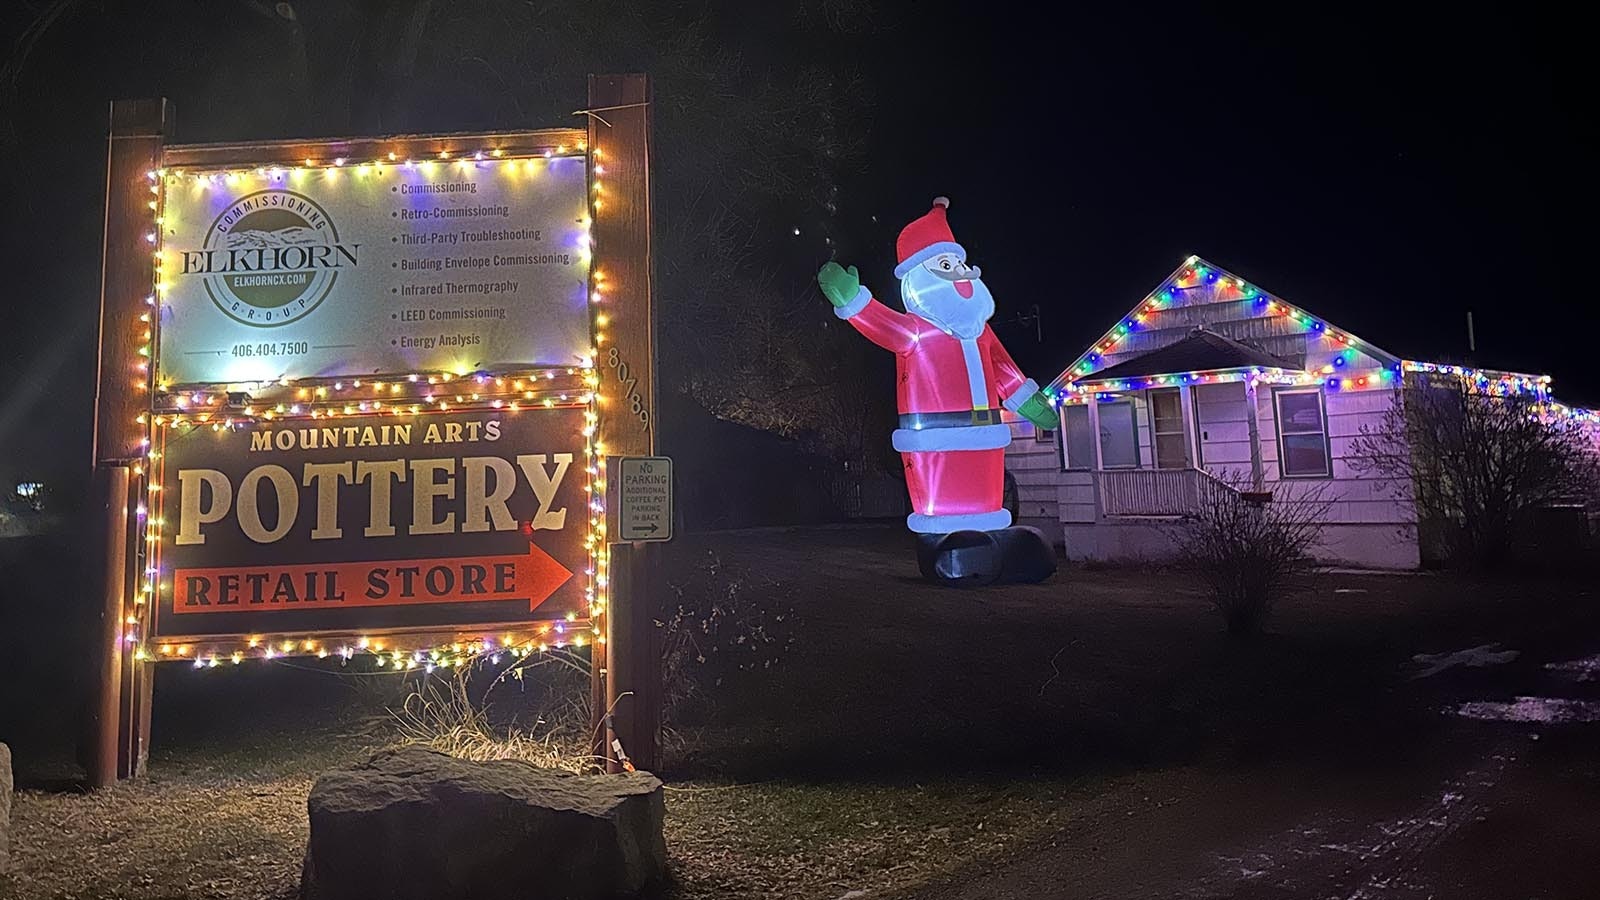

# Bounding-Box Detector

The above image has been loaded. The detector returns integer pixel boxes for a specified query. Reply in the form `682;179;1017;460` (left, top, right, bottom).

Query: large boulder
1;741;12;875
301;746;665;900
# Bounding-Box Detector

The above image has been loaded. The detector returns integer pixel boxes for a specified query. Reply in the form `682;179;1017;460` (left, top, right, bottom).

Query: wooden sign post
89;98;171;787
86;76;662;784
587;74;664;774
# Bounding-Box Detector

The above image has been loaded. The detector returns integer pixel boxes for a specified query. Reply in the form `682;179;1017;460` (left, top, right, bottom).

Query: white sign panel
157;155;591;384
617;457;672;542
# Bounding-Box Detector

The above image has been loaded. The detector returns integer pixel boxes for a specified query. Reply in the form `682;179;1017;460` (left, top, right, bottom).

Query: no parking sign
616;457;672;542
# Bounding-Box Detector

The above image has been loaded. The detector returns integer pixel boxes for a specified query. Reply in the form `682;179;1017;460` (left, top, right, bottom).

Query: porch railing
1098;468;1241;517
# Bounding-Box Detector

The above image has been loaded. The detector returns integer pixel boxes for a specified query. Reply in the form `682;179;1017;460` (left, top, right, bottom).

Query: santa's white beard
901;269;995;339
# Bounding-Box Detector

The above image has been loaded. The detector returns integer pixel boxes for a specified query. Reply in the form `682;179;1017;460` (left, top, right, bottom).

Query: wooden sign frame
88;75;660;785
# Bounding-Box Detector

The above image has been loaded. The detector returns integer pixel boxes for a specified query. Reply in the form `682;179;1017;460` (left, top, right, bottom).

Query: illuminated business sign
150;408;589;642
157;156;591;385
88;82;661;785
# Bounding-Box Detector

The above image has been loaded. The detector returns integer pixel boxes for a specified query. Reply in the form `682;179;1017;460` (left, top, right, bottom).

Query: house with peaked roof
1003;256;1599;569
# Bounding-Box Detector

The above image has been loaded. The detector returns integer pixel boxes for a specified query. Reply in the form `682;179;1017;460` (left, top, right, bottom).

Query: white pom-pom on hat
894;196;964;277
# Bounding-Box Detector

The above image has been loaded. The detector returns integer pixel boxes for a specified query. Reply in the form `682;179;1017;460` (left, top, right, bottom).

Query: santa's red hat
894;196;965;278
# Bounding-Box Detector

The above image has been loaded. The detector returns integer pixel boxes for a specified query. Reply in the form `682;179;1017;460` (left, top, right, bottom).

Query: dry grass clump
388;669;593;772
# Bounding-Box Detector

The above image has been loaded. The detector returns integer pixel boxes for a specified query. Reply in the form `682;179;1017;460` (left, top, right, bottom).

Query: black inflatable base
915;526;1058;586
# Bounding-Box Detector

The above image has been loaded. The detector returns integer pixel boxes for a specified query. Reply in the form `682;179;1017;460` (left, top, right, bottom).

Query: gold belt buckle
970;407;992;425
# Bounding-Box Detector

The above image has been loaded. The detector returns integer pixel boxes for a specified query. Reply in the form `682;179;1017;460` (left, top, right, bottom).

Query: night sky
0;4;1592;489
863;7;1594;395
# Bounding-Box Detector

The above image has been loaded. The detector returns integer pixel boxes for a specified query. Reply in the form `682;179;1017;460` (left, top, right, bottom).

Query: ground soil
1;526;1596;899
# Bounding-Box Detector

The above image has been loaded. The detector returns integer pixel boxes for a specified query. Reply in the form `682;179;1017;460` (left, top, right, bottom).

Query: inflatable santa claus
818;197;1058;536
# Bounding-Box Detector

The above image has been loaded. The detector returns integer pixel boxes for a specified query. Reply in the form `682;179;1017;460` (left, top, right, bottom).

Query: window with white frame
1097;400;1139;469
1274;389;1331;477
1061;404;1093;470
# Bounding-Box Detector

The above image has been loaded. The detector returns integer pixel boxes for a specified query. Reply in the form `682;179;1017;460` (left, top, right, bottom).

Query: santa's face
900;251;994;339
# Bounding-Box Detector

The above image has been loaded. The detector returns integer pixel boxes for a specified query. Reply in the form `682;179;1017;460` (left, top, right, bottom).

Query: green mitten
817;261;861;308
1016;391;1058;430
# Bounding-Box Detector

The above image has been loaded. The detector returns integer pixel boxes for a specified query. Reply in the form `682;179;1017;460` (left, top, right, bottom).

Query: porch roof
1077;328;1298;383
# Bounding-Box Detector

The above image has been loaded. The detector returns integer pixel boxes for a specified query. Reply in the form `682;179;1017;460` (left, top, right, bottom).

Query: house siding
1259;385;1419;567
1006;420;1061;532
1006;261;1423;570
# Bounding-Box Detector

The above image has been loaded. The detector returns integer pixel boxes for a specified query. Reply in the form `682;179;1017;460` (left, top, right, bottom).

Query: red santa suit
834;202;1040;534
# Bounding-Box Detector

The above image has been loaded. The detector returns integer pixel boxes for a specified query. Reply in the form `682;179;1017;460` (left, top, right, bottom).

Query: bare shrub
387;550;800;766
1170;480;1331;635
1350;375;1600;569
467;548;801;736
660;550;798;723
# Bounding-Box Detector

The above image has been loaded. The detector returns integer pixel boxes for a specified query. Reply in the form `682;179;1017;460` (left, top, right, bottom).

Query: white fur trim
1002;378;1041;413
907;509;1012;534
894;241;966;278
892;423;1011;452
833;285;871;319
959;339;988;410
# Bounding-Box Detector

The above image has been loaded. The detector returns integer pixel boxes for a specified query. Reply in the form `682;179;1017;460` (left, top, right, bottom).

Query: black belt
899;409;1000;429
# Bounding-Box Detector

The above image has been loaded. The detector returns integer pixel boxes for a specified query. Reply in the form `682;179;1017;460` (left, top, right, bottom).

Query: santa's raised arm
817;198;1056;535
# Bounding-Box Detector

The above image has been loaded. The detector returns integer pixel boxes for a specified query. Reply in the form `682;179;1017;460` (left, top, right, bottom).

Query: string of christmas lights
1057;363;1566;407
150;623;591;672
1043;256;1595;425
1401;360;1552;394
156;144;588;189
1053;256;1388;387
149;371;595;425
1054;364;1403;403
119;140;618;672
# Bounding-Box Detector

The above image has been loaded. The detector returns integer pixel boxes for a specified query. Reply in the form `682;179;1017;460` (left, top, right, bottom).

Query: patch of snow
1188;751;1513;900
1545;653;1600;682
1321;567;1431;575
1410;643;1519;679
1333;588;1369;594
1455;696;1600;724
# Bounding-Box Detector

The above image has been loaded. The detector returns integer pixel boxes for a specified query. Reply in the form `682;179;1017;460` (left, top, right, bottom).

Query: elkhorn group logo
178;190;359;326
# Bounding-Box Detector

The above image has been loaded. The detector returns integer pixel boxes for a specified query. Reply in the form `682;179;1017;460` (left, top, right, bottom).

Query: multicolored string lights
1045;256;1594;426
121;139;617;672
1052;256;1390;391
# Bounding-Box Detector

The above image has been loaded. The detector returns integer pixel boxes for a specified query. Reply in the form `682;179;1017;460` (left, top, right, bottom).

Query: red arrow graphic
172;543;574;614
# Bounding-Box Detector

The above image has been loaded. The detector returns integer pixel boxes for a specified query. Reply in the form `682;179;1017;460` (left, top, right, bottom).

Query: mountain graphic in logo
224;226;325;250
177;190;360;327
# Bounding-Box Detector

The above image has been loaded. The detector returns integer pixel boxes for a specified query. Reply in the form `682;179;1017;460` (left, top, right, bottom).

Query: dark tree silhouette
0;0;892;495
